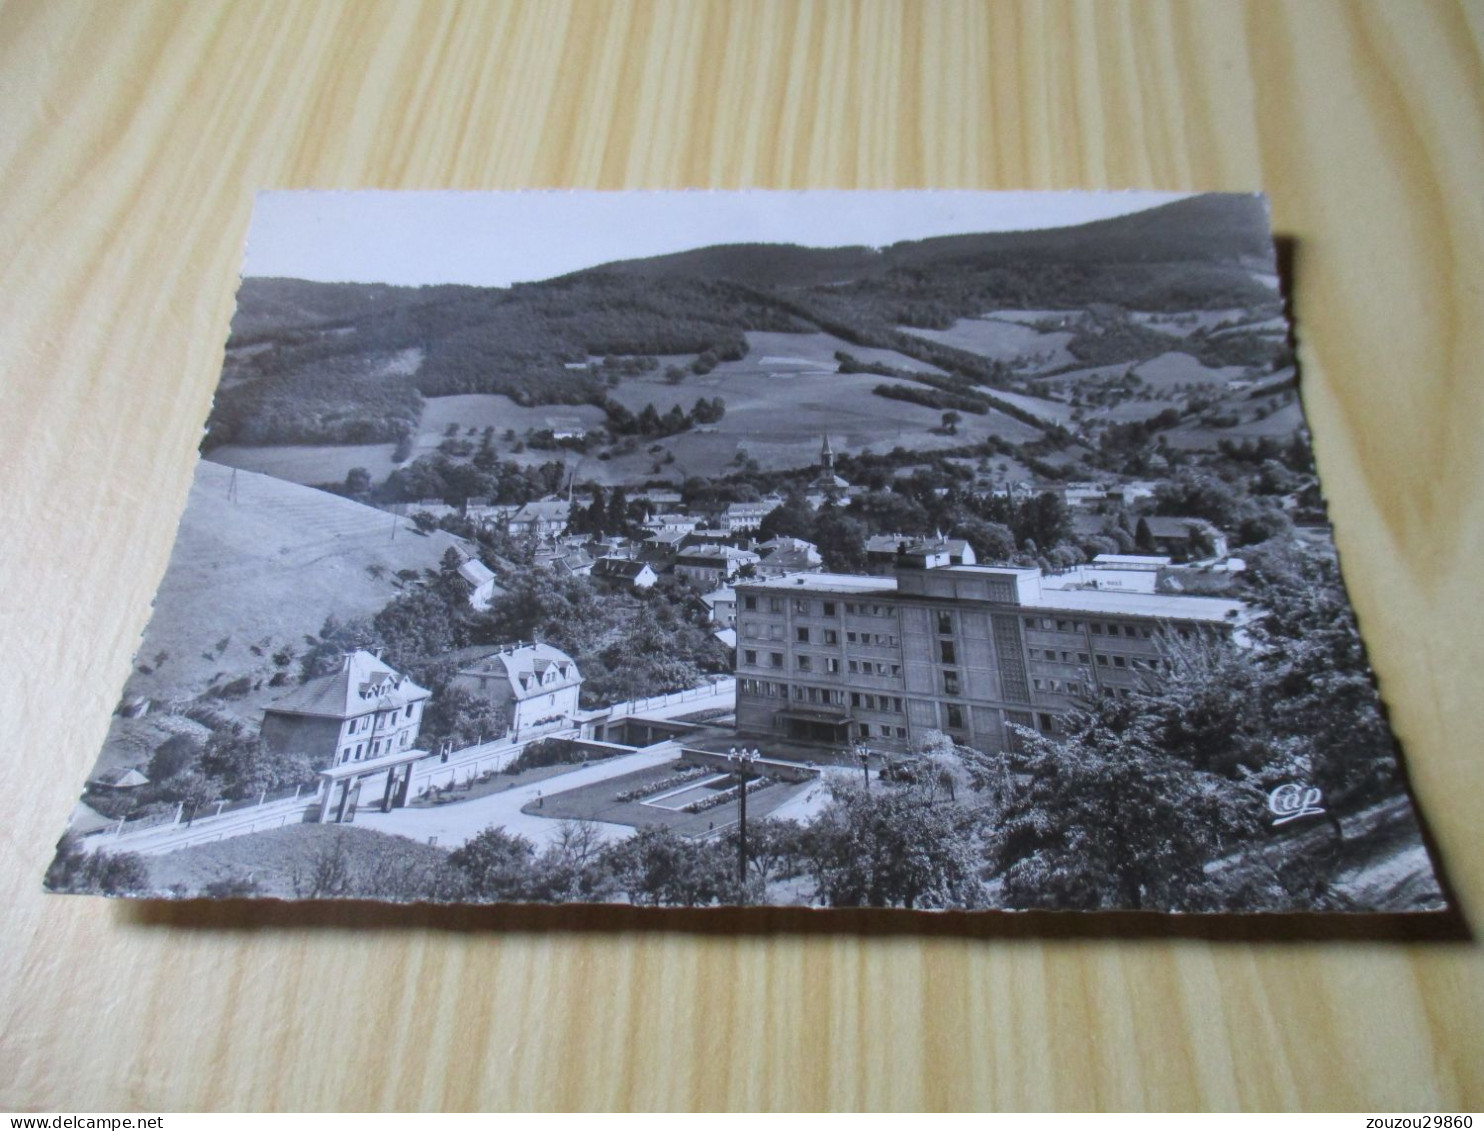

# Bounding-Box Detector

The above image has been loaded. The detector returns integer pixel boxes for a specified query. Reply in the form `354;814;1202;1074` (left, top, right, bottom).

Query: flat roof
1022;587;1247;623
1092;554;1171;567
736;573;899;595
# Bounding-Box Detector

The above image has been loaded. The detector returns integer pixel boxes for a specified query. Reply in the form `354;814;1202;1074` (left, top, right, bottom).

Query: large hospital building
732;564;1249;753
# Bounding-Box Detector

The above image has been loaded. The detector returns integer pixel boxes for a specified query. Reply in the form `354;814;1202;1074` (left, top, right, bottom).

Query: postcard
46;190;1445;913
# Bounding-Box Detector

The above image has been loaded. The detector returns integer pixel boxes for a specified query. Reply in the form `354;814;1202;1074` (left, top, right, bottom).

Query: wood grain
1;0;1481;1111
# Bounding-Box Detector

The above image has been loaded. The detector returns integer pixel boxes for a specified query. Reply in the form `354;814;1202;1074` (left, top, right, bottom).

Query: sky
241;190;1194;288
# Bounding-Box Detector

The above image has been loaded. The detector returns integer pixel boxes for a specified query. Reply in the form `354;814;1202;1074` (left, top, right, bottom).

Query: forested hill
211;194;1281;449
581;194;1276;283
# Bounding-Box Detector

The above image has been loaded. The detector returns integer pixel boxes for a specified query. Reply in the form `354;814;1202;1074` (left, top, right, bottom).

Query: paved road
354;743;683;850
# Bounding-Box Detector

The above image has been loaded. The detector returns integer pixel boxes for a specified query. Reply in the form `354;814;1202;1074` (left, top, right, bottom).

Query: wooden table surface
2;0;1482;1111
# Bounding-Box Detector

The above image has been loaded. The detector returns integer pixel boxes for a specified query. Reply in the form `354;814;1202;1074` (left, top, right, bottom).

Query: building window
896;726;907;739
826;658;840;673
1091;623;1103;635
939;640;956;664
823;629;838;645
744;650;757;665
847;660;859;674
946;704;965;731
797;655;812;672
943;670;960;695
1078;653;1090;664
1113;655;1127;668
771;652;784;668
1096;655;1108;666
769;597;783;613
793;598;810;615
823;601;836;616
937;611;953;635
1038;713;1055;732
744;595;757;611
796;626;810;643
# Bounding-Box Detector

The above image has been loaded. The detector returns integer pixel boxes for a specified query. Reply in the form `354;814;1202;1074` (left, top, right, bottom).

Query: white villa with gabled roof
451;641;584;742
260;650;431;822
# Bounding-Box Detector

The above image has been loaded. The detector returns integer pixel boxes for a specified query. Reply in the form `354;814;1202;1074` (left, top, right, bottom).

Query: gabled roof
676;545;760;564
761;545;822;571
266;650;431;720
724;499;781;515
757;536;818;554
511;500;571;522
592;557;654;580
97;768;149;789
1142;516;1222;539
456;559;496;587
457;642;582;701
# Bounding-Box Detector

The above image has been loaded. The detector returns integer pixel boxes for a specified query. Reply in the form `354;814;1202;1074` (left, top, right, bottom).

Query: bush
45;835;150;895
505;737;602;775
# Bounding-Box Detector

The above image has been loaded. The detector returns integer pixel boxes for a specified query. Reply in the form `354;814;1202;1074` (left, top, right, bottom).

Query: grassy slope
117;459;470;711
145;823;449;899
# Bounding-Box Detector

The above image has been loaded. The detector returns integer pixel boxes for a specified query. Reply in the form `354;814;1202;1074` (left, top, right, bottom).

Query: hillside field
899;317;1076;369
110;459;471;717
210;330;1043;489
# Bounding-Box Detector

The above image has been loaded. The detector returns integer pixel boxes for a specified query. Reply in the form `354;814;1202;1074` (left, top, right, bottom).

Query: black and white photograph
46;189;1445;914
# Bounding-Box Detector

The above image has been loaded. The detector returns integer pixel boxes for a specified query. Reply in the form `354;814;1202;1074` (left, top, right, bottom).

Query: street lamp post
852;742;871;791
727;747;760;885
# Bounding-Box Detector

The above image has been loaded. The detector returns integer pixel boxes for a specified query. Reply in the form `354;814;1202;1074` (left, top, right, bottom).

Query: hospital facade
732;564;1248;753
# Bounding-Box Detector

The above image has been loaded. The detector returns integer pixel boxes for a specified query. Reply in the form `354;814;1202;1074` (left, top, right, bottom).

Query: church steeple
820;433;834;471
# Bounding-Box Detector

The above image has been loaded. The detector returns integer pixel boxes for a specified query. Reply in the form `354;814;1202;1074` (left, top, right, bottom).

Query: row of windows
847;659;902;678
740;679;848;707
741;595;843;617
1030;647;1090;664
742;650;853;676
740;622;782;640
739;678;787;698
740;595;898;618
859;723;908;740
343;705;417;737
739;680;910;730
1029;648;1168;673
1024;615;1211;641
1032;678;1087;696
1024;615;1159;638
335;727;414;766
739;623;898;649
849;692;905;714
